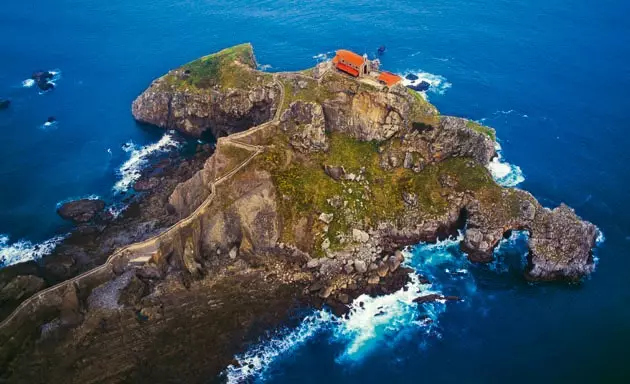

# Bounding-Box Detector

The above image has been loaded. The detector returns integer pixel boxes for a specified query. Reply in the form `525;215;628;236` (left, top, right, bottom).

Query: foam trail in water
113;133;180;193
225;311;336;383
22;79;35;88
0;234;66;268
401;70;452;99
487;142;525;187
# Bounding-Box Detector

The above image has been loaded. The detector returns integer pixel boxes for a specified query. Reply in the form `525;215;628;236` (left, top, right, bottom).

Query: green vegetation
408;88;440;126
466;120;496;141
163;43;271;91
279;77;335;113
253;128;500;254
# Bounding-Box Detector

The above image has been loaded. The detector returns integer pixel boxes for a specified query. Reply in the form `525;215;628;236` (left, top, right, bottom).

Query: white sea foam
113;133;180;193
40;120;59;130
487;142;525;187
22;79;35;88
258;64;272;71
55;194;101;208
0;234;66;268
401;70;452;99
225;311;336;383
106;202;129;219
333;273;429;362
223;234;475;379
313;52;334;62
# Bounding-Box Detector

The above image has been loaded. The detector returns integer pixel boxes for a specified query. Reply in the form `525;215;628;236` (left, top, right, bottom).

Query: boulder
324;165;345;181
353;260;367;274
57;199;106;223
352;229;370;243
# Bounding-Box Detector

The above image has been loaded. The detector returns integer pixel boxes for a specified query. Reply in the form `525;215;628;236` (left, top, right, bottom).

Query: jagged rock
319;212;334;224
337;293;350;304
118;276;148;307
280;101;329;152
376;263;389;278
403;152;414;169
367;275;380;285
59;284;82;326
354;260;367;274
402;191;418;207
132;44;279;138
352;229;370;243
57;199;106;223
0;275;45;304
134;177;160;191
229;246;238;259
528;204;598;280
31;71;55;91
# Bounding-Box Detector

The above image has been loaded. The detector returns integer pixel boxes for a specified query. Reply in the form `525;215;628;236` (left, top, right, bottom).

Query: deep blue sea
2;0;629;382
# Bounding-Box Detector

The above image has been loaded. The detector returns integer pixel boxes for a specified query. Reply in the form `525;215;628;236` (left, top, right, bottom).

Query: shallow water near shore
2;0;630;382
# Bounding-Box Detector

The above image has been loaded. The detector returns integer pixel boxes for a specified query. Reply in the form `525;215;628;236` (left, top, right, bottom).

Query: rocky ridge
0;44;599;383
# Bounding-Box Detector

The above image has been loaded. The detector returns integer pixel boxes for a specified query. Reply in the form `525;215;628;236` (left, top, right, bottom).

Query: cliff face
0;45;600;383
131;44;281;138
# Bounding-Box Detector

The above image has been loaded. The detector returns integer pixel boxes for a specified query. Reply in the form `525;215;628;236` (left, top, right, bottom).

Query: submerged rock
57;198;106;223
31;71;55;91
0;99;10;110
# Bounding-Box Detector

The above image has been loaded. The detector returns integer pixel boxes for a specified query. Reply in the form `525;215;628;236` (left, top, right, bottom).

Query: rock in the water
407;81;431;92
31;71;55;91
413;294;460;304
405;73;418;81
0;99;10;110
57;198;106;223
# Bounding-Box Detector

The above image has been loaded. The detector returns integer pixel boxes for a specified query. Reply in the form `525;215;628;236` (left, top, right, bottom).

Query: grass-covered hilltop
0;44;598;382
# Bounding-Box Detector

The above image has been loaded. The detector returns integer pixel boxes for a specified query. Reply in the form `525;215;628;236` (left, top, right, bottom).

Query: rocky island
0;44;598;383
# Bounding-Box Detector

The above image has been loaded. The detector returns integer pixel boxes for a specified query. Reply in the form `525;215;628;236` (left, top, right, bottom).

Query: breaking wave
55;194;101;208
401;70;452;99
487;142;525;187
113;133;180;193
313;52;334;62
225;311;336;383
0;234;66;268
21;79;35;88
224;234;475;382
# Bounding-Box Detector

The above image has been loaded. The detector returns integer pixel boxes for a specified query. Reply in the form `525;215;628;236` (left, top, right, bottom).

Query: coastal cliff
0;44;598;382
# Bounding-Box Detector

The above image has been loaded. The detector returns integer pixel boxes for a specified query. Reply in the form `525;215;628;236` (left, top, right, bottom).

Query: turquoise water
1;0;629;382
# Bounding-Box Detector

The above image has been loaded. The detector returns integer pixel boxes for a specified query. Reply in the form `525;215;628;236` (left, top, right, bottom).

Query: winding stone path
0;77;287;330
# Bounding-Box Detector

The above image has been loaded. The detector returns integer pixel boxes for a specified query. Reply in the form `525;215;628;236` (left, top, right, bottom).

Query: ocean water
2;0;629;382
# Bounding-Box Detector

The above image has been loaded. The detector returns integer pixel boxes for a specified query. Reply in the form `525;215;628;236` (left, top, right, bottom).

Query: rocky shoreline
0;44;599;383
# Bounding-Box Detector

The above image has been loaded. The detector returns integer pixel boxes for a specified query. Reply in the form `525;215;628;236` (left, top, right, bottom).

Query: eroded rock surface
56;198;106;223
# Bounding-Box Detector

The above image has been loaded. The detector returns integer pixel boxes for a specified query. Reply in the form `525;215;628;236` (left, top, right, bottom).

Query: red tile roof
334;50;365;67
378;71;402;87
336;62;360;77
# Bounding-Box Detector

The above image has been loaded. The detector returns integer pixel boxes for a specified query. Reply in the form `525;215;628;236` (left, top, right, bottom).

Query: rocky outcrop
56;198;106;223
279;101;328;152
321;84;411;141
132;44;281;138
